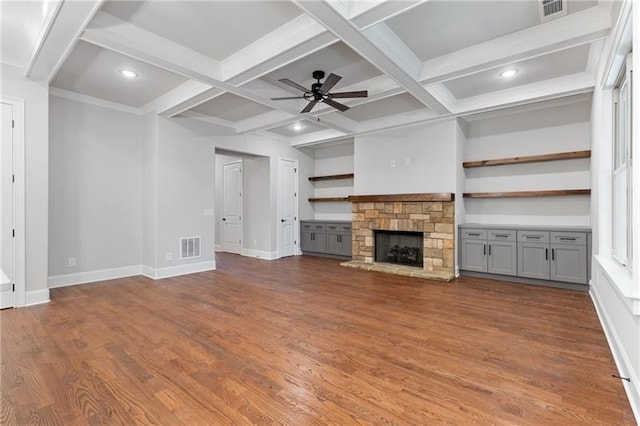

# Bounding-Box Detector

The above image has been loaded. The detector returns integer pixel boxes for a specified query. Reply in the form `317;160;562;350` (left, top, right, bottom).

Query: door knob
281;219;285;222
222;218;226;221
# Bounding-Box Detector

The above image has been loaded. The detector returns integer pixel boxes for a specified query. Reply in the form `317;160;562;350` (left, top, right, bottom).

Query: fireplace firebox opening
374;230;423;268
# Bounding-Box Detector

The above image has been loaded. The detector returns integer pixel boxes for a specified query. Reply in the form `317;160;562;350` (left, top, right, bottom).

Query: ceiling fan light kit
271;70;368;113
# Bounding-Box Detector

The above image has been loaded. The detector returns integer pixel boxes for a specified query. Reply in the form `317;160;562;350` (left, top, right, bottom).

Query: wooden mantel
348;193;455;202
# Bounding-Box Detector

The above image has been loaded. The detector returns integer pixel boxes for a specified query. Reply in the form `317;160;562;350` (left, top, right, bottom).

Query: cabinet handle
526;236;541;239
552;248;555;261
559;237;576;241
495;234;509;238
483;244;486;255
545;248;548;260
311;233;314;241
338;235;341;243
488;245;492;255
468;233;480;236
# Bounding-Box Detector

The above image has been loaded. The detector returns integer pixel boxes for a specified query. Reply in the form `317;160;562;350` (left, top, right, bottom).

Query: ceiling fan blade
323;98;350;112
301;100;319;113
319;73;341;93
271;96;304;100
330;90;368;98
279;78;309;93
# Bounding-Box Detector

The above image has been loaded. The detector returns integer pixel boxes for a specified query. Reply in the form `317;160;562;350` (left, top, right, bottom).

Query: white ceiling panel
443;44;591;99
191;93;273;122
100;0;303;61
387;1;598;61
261;42;382;97
51;41;187;107
342;93;427;122
267;120;328;137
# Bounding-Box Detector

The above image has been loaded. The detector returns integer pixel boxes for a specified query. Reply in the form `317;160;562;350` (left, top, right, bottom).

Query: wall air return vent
539;0;567;22
180;237;201;259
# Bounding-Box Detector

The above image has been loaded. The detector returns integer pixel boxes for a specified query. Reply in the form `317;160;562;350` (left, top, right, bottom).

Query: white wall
49;96;143;277
143;113;158;270
1;64;49;305
463;101;592;226
243;155;270;255
311;141;353;221
455;119;467;275
354;120;458;195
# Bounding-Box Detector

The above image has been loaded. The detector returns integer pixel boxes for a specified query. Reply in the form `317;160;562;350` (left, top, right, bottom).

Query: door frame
221;159;243;254
277;157;299;259
1;97;25;307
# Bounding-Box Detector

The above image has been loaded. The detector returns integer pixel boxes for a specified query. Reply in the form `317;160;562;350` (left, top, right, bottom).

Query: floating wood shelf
308;173;354;182
308;197;350;202
463;189;591;198
463;150;591;168
349;193;454;202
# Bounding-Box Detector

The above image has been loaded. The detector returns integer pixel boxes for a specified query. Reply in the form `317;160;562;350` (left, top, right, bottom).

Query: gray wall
49;96;144;276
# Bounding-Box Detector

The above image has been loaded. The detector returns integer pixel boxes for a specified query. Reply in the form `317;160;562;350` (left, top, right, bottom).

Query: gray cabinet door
340;233;352;257
461;239;487;272
326;232;341;255
311;232;326;252
301;231;314;252
517;242;549;280
551;245;587;284
487;241;517;276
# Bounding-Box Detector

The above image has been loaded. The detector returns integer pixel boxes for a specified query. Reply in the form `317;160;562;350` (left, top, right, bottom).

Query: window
612;53;633;269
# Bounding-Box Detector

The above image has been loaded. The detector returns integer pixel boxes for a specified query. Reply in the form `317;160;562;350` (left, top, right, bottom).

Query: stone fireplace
341;193;455;281
375;230;423;267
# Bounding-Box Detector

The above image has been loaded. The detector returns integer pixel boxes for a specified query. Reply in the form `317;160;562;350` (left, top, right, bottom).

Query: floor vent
180;237;201;259
539;0;567;22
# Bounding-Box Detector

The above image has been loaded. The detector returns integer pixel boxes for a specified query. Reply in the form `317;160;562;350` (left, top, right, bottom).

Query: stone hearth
341;193;455;281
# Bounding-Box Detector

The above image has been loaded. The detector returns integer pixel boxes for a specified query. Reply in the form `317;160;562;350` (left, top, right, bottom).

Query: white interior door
279;158;297;258
222;160;243;254
1;102;14;309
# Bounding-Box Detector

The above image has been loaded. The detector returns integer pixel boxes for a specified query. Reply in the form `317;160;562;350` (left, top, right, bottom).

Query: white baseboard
25;289;50;306
590;284;640;422
150;261;216;280
215;244;222;252
48;265;144;288
241;248;278;260
142;265;156;279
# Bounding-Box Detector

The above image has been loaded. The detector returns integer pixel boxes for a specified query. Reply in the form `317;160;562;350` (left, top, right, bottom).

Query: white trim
1;97;26;307
49;87;143;115
590;284;640;422
241;249;278;260
48;265;143;288
214;244;223;252
24;289;50;306
147;261;216;280
277;157;299;259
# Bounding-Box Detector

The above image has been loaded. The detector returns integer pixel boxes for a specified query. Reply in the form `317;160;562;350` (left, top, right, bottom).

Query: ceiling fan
271;70;368;113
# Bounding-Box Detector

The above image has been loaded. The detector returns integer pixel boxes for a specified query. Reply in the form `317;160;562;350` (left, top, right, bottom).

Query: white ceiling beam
350;1;427;30
26;0;105;81
290;128;349;146
178;110;237;130
456;72;595;114
235;110;298;134
222;14;335;84
419;6;611;85
141;80;219;116
293;0;450;114
80;12;357;134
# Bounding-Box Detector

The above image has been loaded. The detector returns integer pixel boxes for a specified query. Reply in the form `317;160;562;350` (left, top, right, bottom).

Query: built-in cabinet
459;224;591;289
301;220;352;259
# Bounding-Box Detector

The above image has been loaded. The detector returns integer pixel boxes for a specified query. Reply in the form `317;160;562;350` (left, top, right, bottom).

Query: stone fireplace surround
341;193;455;282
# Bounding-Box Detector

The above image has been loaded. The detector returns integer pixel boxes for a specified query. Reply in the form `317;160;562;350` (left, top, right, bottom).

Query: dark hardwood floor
1;253;634;424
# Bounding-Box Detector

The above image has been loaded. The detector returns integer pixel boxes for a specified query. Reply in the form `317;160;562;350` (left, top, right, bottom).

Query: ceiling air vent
539;0;567;22
180;237;201;259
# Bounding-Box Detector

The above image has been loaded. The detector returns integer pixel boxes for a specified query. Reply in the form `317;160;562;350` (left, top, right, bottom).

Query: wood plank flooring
1;253;634;424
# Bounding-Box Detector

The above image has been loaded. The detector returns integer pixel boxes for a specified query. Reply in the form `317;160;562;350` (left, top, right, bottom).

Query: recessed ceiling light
292;123;303;131
120;69;138;79
500;69;518;78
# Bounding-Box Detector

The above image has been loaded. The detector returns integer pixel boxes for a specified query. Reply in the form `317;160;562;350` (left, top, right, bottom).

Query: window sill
594;254;640;315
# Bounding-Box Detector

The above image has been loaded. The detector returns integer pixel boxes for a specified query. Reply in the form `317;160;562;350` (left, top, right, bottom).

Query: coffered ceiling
2;0;618;147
